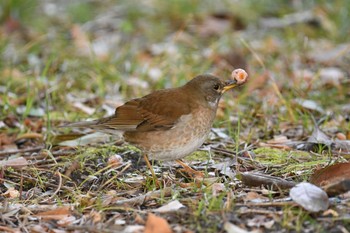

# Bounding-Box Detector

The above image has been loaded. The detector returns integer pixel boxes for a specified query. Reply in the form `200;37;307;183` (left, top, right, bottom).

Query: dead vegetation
1;1;350;232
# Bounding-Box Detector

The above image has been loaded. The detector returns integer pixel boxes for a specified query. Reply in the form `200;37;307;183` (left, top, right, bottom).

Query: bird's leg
175;159;204;179
143;154;158;183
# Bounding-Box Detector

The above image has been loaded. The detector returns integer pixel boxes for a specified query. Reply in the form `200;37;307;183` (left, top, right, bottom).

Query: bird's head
185;70;247;109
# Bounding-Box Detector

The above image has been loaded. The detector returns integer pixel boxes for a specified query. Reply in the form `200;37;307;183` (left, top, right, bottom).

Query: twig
7;171;72;191
0;226;19;233
0;146;44;156
237;208;284;215
19;170;23;201
39;171;63;203
114;187;173;206
238;172;296;189
65;225;118;233
235;201;295;207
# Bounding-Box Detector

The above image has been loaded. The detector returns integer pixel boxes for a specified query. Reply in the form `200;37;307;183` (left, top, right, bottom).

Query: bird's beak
222;79;238;93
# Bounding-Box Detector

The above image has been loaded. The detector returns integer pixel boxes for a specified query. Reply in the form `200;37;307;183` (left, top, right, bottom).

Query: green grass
1;0;349;232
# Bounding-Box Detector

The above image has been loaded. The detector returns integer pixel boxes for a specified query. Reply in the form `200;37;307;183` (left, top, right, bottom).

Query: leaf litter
1;1;350;233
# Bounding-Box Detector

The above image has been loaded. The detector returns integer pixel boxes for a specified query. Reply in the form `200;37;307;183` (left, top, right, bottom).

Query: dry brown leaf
30;225;48;233
35;206;72;220
144;213;173;233
2;187;20;198
0;133;16;146
243;191;269;203
16;132;43;140
310;162;350;187
57;215;76;226
0;226;21;233
310;163;350;196
0;156;28;169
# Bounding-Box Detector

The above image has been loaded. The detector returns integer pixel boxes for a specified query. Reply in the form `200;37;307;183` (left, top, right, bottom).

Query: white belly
148;133;208;161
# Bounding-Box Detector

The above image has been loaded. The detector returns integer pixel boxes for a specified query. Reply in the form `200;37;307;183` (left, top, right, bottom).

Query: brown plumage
64;69;248;162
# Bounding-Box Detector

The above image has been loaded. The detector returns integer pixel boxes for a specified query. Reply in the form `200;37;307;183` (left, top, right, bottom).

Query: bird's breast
124;106;216;161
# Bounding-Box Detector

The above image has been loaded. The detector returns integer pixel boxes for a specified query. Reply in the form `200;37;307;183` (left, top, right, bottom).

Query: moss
253;147;328;176
185;150;210;162
254;147;310;164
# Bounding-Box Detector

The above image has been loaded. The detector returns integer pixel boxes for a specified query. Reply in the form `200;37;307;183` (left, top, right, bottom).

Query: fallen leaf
290;182;329;212
2;187;20;198
57;215;76;226
35;206;72;220
30;225;48;233
310;163;350;196
0;156;28;169
144;213;173;233
307;123;332;146
223;221;249;233
122;225;144;233
153;200;185;213
243;191;269;203
16;132;43;141
0;133;16;146
310;163;350;186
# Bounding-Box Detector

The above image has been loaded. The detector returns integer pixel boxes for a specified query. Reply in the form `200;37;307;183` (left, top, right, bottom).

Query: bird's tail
59;119;100;129
58;116;123;135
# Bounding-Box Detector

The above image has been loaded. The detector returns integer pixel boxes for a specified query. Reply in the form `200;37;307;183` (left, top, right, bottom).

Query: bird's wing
70;89;193;132
135;89;193;131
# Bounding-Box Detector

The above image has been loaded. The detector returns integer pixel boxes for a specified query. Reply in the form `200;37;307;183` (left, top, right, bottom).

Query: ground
0;1;350;233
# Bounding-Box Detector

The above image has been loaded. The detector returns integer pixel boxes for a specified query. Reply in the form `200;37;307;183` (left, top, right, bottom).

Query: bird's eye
213;84;220;90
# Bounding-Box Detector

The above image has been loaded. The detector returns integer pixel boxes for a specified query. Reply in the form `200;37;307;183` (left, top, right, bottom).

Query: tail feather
58;116;130;134
59;119;100;129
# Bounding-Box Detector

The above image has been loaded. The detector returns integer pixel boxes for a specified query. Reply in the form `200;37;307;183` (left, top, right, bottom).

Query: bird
62;69;248;180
